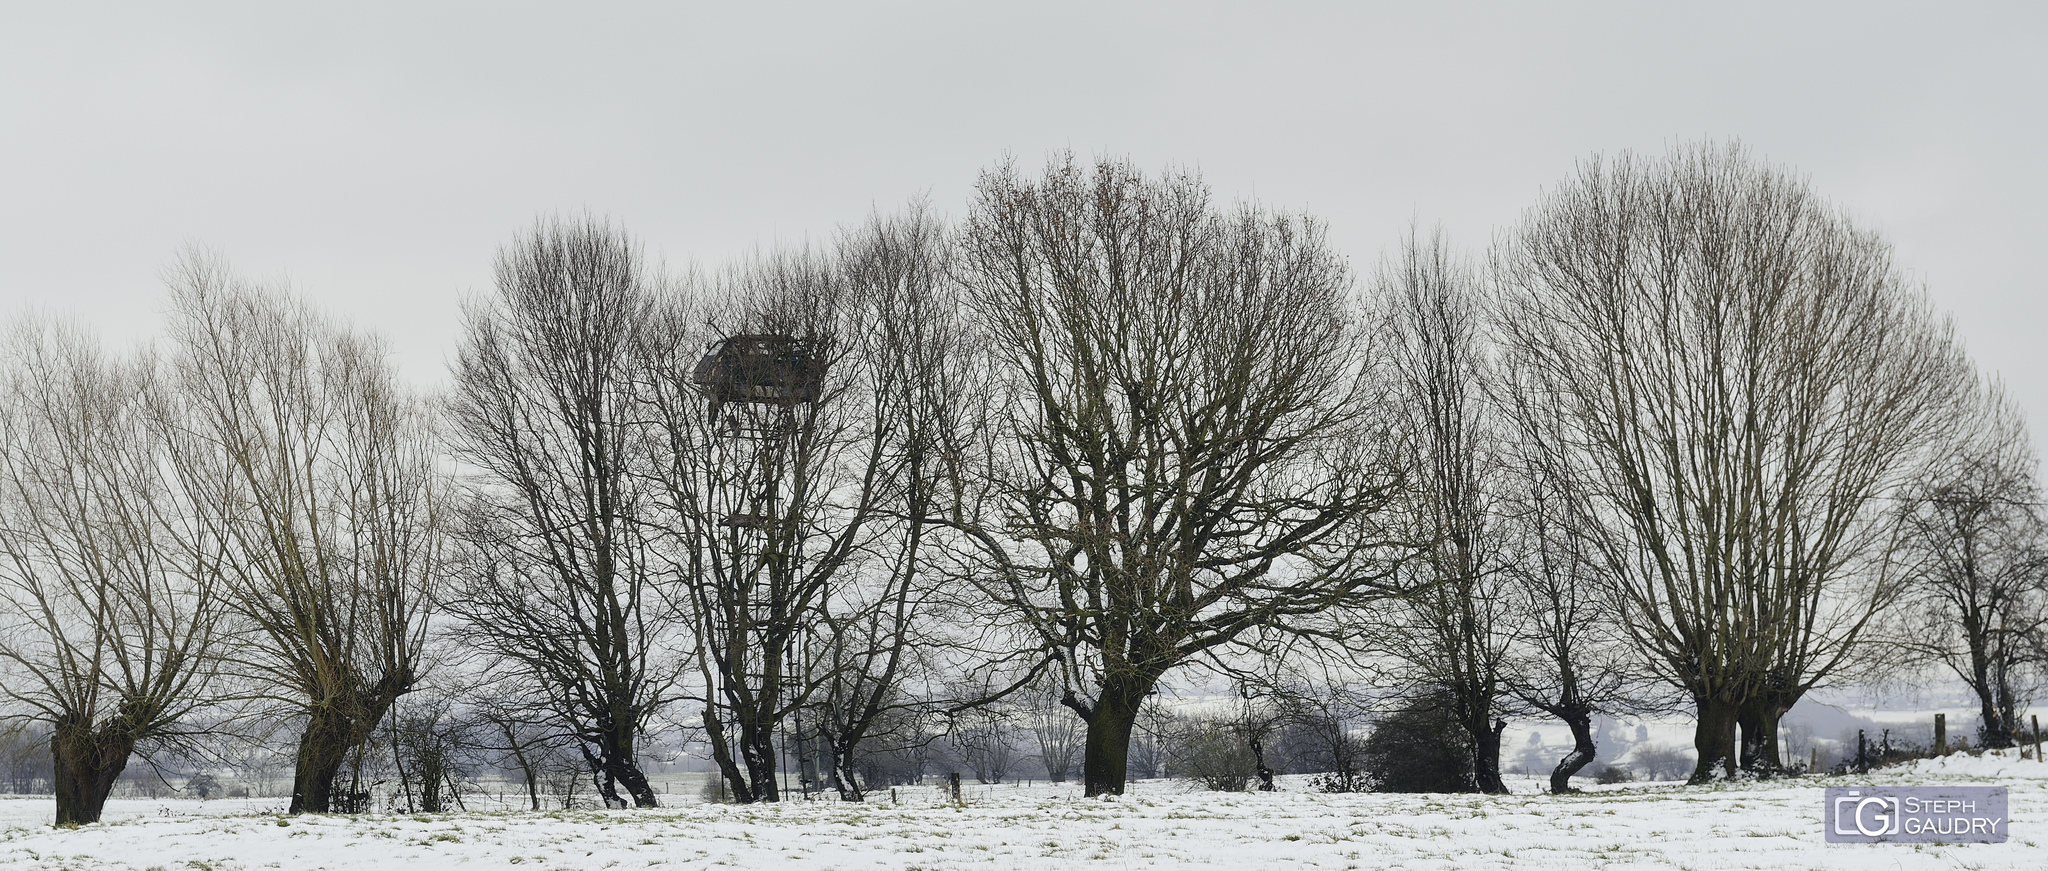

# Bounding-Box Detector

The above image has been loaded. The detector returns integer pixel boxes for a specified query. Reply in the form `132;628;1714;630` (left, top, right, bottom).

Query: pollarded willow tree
164;255;446;814
953;155;1408;797
1493;142;1975;782
0;322;227;826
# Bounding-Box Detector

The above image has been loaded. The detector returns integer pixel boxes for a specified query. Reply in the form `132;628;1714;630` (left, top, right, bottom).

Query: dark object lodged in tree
1360;698;1478;793
692;335;826;407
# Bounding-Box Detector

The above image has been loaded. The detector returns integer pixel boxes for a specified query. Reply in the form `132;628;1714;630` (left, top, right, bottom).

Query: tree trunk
1248;737;1276;792
576;707;658;808
829;741;864;802
707;672;785;805
1737;693;1797;776
1450;677;1507;794
1960;609;2015;748
1971;653;2015;748
498;724;542;811
1976;687;2013;748
50;722;134;827
418;746;445;812
1471;716;1508;794
1549;707;1596;795
1995;670;2022;749
737;713;778;803
583;755;619;808
291;684;410;814
704;707;755;803
289;706;357;814
600;726;659;808
1079;705;1135;798
1688;697;1739;784
1078;678;1153;798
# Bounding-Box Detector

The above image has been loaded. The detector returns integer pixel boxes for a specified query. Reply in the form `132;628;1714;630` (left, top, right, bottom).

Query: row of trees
1377;144;2046;787
0;262;444;824
2;142;2042;826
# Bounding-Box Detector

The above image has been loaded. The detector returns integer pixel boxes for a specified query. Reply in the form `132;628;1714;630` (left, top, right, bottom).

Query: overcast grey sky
2;2;2042;438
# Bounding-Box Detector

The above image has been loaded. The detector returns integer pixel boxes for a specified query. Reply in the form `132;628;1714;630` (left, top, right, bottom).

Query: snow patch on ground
1891;746;2048;779
2;763;2042;870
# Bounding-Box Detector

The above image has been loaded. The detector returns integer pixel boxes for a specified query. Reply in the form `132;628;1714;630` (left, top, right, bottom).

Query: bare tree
1232;684;1289;791
640;245;870;804
164;256;444;813
1021;677;1082;782
1246;651;1378;789
942;700;1018;784
445;216;679;808
801;205;975;801
1493;332;1650;793
642;204;971;803
1277;701;1371;791
0;321;226;825
952;155;1407;797
1377;228;1516;794
465;678;562;811
1893;388;2048;747
1497;460;1643;793
1493;142;1975;781
383;689;477;813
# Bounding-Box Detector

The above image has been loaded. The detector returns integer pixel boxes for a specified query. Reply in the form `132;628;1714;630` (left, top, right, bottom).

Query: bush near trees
1359;697;1477;794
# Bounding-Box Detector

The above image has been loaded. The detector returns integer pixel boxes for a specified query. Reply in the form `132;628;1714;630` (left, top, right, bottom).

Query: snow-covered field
2;752;2042;870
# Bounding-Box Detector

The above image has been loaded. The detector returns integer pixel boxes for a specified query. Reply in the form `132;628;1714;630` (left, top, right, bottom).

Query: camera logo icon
1832;791;1901;837
1822;786;2006;844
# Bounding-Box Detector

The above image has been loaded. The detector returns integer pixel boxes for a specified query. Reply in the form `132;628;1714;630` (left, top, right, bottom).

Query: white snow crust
2;754;2042;870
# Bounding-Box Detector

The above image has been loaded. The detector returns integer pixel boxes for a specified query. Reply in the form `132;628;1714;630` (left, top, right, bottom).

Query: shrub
1274;710;1367;782
1628;744;1695;782
1177;720;1257;792
185;774;221;799
1592;765;1633;784
1308;768;1369;793
1359;698;1475;793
